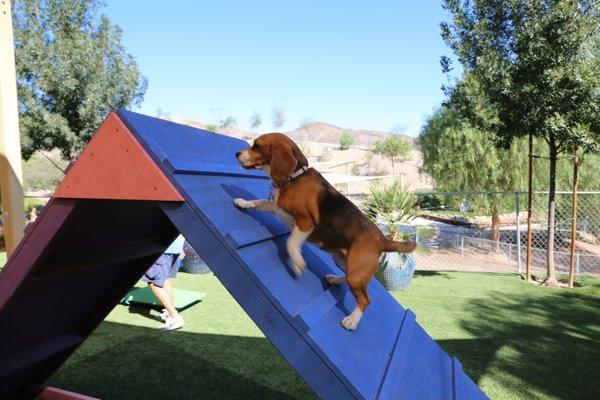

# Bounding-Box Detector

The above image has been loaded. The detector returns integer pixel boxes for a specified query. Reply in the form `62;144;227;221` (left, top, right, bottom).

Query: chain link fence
405;191;600;276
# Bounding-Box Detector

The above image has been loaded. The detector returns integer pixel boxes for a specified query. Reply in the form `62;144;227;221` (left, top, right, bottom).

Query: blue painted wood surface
119;110;489;400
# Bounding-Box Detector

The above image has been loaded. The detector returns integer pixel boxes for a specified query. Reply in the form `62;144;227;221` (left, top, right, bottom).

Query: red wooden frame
27;385;100;400
53;112;183;202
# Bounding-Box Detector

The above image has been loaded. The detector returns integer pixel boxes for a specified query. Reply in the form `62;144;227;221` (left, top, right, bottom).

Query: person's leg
164;278;174;302
148;282;179;318
163;253;181;317
163;278;178;318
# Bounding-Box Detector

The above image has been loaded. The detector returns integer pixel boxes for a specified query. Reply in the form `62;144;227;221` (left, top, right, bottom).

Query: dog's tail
382;239;417;254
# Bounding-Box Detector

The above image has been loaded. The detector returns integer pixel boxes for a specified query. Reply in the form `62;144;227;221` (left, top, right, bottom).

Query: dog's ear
270;140;297;187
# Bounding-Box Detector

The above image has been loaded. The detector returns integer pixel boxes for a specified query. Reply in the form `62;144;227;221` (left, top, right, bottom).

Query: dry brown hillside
286;122;413;146
160;115;432;193
162;116;413;145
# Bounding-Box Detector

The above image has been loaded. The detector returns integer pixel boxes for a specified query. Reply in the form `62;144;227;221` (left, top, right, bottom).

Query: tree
271;106;285;130
420;107;526;241
441;0;600;284
340;131;356;150
320;146;333;162
298;116;313;136
219;116;237;128
250;111;262;131
372;136;412;174
12;0;147;161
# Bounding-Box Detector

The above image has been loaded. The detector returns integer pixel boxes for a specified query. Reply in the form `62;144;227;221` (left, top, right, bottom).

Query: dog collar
268;182;276;202
290;165;309;180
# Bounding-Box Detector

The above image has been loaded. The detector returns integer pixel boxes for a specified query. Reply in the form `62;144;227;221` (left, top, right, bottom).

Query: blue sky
103;1;453;136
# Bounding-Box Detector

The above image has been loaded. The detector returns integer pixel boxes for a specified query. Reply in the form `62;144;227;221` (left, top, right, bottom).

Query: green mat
121;286;206;311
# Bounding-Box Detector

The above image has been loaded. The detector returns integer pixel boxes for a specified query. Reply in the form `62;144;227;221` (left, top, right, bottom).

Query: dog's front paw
341;309;363;331
233;198;254;210
291;257;306;277
341;315;359;331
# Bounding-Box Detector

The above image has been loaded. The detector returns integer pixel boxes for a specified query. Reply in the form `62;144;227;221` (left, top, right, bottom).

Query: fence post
515;191;522;273
508;244;512;265
576;252;580;275
461;236;464;257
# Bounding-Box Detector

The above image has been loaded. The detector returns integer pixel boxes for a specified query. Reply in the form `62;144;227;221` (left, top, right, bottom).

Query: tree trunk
491;201;500;252
390;158;395;175
545;141;558;285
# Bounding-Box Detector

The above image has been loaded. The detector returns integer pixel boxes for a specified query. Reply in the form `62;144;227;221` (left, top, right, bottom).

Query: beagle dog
234;133;416;330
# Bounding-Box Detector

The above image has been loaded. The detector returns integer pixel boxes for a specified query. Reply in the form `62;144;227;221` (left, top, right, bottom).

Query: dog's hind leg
325;274;346;285
325;250;347;285
341;243;379;331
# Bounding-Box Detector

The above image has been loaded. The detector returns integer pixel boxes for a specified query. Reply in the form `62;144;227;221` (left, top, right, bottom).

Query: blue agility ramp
0;110;488;399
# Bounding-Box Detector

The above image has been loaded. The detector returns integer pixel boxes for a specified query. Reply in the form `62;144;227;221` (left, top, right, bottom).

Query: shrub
205;124;219;133
320;146;333;162
299;142;311;157
363;181;420;239
416;194;445;210
24;198;46;214
340;131;356;150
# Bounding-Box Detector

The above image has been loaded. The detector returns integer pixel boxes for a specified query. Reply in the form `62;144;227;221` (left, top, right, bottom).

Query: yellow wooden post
0;0;26;256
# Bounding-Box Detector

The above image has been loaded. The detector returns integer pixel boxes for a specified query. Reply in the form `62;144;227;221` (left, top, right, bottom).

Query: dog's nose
235;151;241;158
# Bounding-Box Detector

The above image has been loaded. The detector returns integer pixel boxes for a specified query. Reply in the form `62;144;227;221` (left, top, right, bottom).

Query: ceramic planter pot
375;251;416;291
182;242;212;274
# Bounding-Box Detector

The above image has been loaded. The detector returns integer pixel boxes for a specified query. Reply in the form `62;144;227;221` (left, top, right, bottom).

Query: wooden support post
0;0;26;256
568;148;579;288
525;133;533;282
515;192;522;272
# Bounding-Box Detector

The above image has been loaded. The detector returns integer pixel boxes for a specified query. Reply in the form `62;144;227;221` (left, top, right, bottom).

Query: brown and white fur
234;133;416;330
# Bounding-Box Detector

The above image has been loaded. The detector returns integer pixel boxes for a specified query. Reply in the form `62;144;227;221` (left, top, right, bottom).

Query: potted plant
363;181;419;291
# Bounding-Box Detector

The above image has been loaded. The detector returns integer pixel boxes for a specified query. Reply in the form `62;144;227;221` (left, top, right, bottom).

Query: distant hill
160;116;412;145
158;114;432;191
161;116;255;139
286;122;413;146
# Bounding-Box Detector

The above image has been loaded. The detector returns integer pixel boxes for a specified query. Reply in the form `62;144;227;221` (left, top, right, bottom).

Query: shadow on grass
413;270;454;278
48;321;316;400
441;282;600;400
126;304;163;322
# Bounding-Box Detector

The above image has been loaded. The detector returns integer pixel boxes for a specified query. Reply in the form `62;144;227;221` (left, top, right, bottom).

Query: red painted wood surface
0;199;76;308
28;385;100;400
53;112;183;201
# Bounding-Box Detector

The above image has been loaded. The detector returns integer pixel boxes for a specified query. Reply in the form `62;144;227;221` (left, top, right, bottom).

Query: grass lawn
46;271;600;400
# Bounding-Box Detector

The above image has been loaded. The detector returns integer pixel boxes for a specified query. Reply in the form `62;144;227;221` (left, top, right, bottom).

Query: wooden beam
526;132;533;282
569;148;579;288
0;333;83;378
34;237;168;279
0;0;26;256
0;199;76;309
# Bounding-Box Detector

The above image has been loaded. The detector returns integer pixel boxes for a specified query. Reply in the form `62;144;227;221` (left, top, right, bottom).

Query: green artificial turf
47;271;600;400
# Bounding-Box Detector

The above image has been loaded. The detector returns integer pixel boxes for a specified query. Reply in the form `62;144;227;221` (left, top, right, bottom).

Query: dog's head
236;133;308;186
